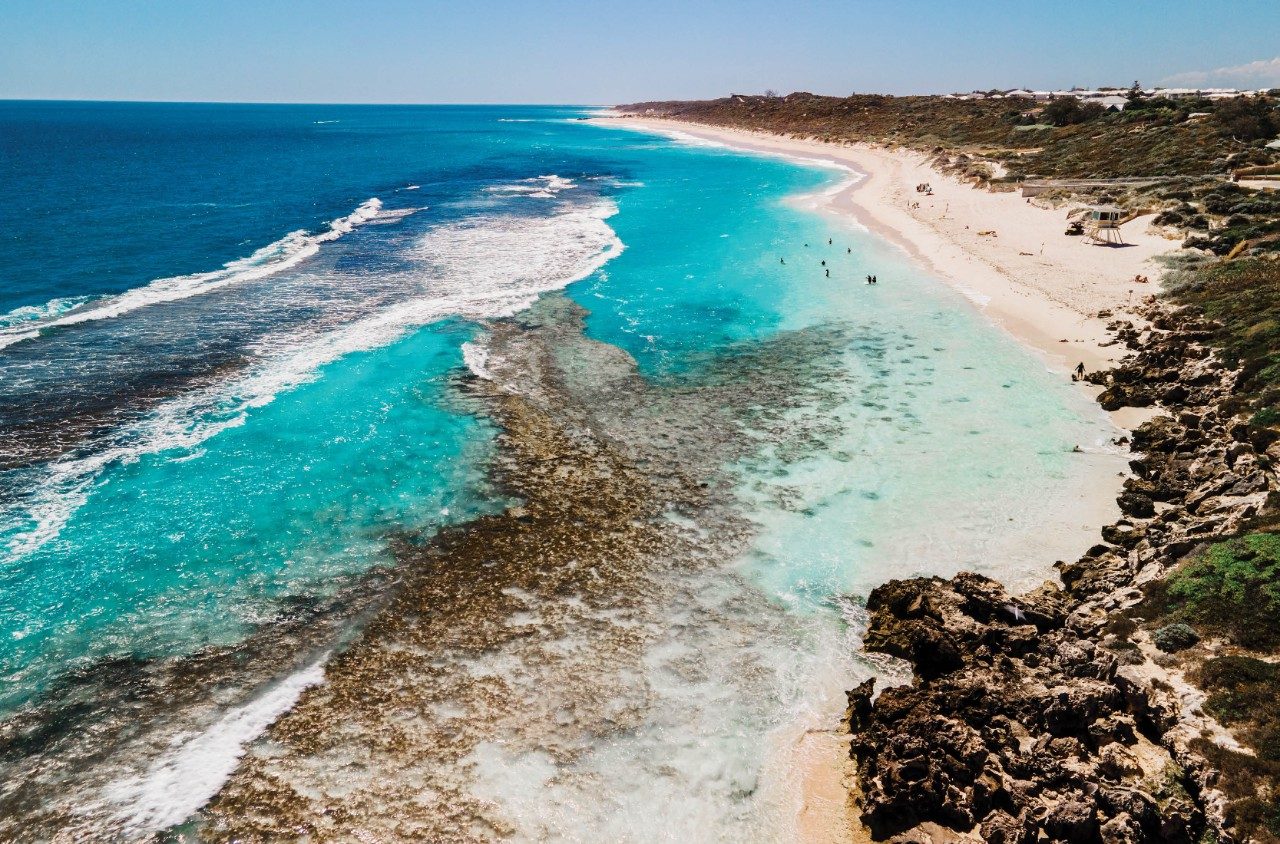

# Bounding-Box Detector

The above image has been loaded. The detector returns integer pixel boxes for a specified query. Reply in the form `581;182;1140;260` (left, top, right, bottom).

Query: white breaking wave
660;129;738;151
485;175;577;199
364;206;425;225
0;199;387;350
1;198;624;561
650;127;867;198
461;341;493;381
0;295;91;328
102;653;330;835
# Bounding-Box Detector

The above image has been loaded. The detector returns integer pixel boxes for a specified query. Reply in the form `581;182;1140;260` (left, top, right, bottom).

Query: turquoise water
0;105;1120;838
1;323;491;711
571;132;1116;602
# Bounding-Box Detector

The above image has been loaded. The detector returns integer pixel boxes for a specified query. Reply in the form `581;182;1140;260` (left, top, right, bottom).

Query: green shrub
1163;533;1280;649
1215;97;1279;142
1252;407;1280;428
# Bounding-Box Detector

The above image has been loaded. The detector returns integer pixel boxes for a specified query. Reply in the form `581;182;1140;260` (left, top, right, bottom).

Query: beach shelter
1085;205;1125;244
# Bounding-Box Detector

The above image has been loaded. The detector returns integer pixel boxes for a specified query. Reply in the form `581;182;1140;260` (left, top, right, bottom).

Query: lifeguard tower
1085;205;1125;245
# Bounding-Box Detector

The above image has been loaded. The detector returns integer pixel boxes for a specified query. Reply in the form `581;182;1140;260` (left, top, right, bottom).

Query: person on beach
1076;362;1085;378
866;274;872;285
828;238;832;245
825;268;830;277
780;257;785;265
847;247;851;254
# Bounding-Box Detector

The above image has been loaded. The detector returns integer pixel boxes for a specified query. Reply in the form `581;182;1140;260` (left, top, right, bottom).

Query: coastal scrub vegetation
1041;96;1104;126
1195;656;1280;758
1146;532;1280;649
1165;258;1280;411
621;91;1280;179
1189;737;1280;842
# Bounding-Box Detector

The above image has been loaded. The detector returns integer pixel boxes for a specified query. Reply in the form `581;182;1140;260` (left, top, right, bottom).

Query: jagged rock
1117;492;1156;519
1099;386;1131;411
848;678;875;731
1098;743;1143;779
1100;812;1143;844
1102;521;1145;549
980;810;1030;844
1044;800;1098;840
844;300;1259;843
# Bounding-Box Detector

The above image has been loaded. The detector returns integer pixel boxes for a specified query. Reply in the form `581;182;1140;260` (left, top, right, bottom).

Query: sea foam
102;653;329;835
0;199;388;350
1;197;623;562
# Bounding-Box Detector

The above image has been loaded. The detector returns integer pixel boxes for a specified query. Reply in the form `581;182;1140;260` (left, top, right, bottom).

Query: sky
3;0;1280;104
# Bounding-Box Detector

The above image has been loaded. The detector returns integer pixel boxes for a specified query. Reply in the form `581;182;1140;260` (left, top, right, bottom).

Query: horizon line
0;97;614;108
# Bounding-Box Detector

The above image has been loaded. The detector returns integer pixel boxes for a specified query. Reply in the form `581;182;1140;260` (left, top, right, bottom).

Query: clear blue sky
4;0;1279;104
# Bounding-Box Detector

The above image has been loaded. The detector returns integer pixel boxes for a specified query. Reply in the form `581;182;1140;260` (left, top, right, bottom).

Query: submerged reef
199;295;858;840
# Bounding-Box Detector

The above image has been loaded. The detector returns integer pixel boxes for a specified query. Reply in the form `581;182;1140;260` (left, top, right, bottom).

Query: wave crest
1;197;624;562
0;199;388;350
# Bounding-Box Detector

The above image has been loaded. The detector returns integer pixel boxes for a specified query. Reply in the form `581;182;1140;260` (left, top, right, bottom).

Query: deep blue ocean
0;102;1122;839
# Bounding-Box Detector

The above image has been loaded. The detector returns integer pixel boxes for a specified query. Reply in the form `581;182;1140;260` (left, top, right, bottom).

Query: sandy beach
592;116;1179;431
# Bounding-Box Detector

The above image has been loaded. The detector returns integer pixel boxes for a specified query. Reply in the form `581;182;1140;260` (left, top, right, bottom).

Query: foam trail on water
101;653;330;835
637;125;864;189
485;175;578;198
0;296;91;329
461;341;493;381
0;199;386;349
0;198;623;561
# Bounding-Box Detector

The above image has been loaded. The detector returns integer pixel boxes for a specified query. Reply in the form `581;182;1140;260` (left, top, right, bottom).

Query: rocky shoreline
845;300;1277;843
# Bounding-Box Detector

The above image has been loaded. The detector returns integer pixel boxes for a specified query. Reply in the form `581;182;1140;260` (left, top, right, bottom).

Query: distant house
1098;95;1128;111
1005;89;1034;99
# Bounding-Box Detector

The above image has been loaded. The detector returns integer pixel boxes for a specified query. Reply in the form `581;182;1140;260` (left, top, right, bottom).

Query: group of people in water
781;238;880;284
